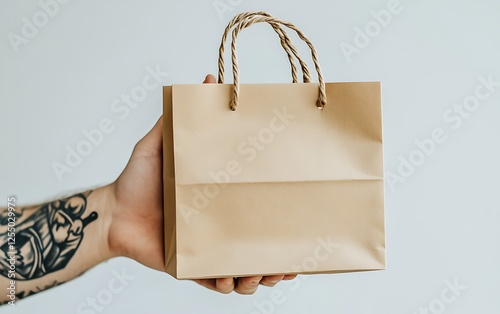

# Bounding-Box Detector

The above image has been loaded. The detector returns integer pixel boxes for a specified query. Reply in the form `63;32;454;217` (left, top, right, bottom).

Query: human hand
106;74;296;294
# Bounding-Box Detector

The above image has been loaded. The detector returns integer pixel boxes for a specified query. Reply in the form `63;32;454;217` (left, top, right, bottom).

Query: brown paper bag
163;12;385;279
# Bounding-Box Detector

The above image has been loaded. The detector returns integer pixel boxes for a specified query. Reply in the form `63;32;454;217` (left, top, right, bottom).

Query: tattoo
0;280;65;305
0;192;98;280
18;280;64;298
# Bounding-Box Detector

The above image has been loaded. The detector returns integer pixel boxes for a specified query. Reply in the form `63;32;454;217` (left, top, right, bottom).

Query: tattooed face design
52;209;82;243
49;197;88;244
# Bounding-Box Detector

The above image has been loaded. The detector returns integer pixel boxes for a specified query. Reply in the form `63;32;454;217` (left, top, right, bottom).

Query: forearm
0;186;115;305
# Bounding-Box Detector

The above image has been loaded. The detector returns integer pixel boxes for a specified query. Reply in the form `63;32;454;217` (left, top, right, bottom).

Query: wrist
85;184;119;262
101;182;132;259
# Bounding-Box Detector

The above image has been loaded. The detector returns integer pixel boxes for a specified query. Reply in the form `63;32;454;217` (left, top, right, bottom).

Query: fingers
216;277;235;294
234;276;262;295
260;275;285;287
193;278;234;294
193;279;217;291
203;74;216;84
194;274;297;295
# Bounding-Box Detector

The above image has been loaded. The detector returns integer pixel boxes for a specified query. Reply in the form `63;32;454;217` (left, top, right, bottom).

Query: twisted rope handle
218;11;311;85
227;14;327;111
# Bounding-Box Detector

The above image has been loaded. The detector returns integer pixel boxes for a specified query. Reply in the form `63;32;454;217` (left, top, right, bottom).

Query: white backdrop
1;0;499;313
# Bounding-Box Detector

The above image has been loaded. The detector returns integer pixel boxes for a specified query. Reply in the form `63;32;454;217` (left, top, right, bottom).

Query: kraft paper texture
163;82;385;279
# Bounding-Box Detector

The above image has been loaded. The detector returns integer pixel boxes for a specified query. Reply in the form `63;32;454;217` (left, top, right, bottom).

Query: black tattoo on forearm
0;192;98;280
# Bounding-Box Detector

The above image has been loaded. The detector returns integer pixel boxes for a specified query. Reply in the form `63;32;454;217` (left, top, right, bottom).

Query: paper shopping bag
163;12;385;279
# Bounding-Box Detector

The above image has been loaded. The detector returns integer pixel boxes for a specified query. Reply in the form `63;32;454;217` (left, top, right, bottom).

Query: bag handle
219;13;327;111
230;15;327;111
218;11;311;85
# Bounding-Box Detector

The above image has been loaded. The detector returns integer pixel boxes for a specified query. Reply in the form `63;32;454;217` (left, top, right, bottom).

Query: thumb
133;115;163;158
133;73;213;157
203;74;216;84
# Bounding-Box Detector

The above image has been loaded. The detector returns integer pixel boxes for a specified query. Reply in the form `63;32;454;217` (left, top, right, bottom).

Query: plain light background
1;0;499;313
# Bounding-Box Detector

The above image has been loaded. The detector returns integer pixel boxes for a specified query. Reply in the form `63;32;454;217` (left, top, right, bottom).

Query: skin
0;74;296;304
